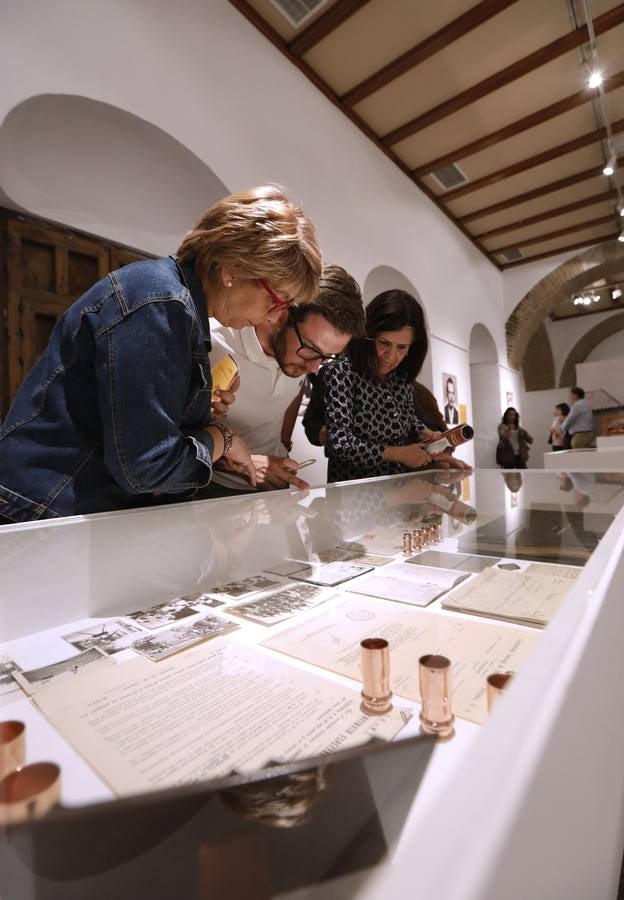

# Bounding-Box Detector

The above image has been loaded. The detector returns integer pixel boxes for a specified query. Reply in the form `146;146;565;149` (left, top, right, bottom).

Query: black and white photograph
130;615;238;662
127;597;202;630
228;583;331;626
13;648;111;695
0;660;23;699
207;574;282;598
183;593;226;609
62;619;145;655
442;373;459;425
291;561;374;587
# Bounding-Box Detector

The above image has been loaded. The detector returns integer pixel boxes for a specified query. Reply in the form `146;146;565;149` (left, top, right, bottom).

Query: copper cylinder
0;762;61;825
402;532;412;555
486;672;513;714
360;638;392;715
418;654;455;740
0;721;26;780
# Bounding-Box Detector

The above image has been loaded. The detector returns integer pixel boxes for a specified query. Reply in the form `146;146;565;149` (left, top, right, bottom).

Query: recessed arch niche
469;323;500;469
362;265;433;389
0;94;230;254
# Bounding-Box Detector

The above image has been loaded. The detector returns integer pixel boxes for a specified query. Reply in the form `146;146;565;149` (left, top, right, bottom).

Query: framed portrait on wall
442;373;459;425
506;391;513;407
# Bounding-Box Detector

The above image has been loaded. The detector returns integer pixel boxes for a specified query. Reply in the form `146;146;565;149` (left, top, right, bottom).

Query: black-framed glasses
292;320;342;363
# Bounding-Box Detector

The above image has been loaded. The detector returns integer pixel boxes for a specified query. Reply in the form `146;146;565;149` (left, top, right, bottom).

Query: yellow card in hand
211;354;238;391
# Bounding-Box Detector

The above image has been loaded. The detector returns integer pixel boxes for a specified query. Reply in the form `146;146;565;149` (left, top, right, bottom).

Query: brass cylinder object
418;654;455;741
360;638;393;715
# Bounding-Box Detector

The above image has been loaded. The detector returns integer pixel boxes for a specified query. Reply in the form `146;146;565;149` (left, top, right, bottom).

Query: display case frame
1;468;624;899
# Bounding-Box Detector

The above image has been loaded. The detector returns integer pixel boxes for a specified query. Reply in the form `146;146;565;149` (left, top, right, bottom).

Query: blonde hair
176;185;322;303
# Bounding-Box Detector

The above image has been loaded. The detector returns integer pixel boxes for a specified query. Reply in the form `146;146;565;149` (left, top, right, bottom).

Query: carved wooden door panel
6;219;108;403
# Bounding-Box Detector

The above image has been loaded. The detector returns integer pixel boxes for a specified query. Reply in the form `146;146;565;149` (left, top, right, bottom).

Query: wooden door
2;214;152;411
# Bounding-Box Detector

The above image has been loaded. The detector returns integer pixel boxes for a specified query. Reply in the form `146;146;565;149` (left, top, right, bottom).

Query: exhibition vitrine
1;467;624;899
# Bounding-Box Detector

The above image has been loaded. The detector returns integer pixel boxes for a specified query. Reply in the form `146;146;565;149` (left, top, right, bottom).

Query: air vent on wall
431;162;469;191
271;0;327;28
499;248;525;263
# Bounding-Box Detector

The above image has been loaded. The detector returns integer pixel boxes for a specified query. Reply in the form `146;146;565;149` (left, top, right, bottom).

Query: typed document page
35;639;410;797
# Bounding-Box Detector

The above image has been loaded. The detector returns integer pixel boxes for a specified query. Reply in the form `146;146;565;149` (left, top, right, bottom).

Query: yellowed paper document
34;640;410;797
442;567;576;626
263;595;540;724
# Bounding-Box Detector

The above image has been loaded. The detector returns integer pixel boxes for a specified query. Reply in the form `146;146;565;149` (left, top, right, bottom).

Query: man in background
208;266;364;494
560;387;594;449
444;377;459;425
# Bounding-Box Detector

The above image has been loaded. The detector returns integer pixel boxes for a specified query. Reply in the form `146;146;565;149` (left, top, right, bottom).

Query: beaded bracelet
211;422;234;457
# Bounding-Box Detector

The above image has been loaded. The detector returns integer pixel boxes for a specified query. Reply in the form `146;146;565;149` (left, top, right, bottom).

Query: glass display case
1;468;624;900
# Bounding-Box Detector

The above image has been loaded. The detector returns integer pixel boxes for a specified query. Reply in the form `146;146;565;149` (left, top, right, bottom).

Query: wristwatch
212;422;234;457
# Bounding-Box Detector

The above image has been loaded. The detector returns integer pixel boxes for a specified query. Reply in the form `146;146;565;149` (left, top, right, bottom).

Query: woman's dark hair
556;402;570;416
502;407;519;426
349;290;428;383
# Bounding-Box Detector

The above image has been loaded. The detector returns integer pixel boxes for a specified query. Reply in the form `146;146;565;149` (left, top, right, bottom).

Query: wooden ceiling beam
490;214;617;255
412;70;624;177
226;0;497;266
475;189;619;239
382;4;624;147
341;0;519;107
440;118;624;201
499;233;620;269
289;0;371;57
460;159;624;224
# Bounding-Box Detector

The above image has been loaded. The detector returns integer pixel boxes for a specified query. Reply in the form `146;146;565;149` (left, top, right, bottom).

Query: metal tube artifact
0;721;26;780
418;654;455;741
486;672;513;713
0;762;61;826
360;638;393;715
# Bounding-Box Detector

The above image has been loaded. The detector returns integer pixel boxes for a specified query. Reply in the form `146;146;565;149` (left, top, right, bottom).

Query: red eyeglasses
259;279;291;312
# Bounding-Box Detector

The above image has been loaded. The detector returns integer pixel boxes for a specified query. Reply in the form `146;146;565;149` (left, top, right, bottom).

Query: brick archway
522;321;555;390
506;241;624;371
558;311;624;387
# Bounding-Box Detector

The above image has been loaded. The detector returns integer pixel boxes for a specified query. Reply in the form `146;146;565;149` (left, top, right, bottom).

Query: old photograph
207;574;282;598
228;583;331;626
62;619;144;655
442;373;459;425
14;648;112;695
128;597;202;630
0;660;23;698
130;614;238;662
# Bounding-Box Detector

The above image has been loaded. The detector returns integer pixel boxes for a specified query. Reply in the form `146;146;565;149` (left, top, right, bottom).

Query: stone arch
559;311;624;387
522;321;555;390
362;265;433;388
0;94;230;253
506;241;624;370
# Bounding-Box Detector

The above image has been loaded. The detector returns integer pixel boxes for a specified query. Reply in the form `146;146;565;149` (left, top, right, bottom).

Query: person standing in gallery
443;376;459;424
497;407;533;469
0;186;321;523
320;290;445;482
549;402;570;451
560;387;594;448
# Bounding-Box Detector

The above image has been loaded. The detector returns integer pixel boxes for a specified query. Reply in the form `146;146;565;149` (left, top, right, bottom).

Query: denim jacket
0;256;215;521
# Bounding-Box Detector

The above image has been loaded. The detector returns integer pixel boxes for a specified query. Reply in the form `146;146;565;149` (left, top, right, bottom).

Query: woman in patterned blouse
323;290;440;482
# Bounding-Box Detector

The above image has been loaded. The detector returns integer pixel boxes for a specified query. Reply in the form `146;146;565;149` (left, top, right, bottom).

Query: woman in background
321;290;439;483
549;402;570;451
497;407;533;469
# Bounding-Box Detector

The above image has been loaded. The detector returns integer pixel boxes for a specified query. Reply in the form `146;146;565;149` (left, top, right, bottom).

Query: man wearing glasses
207;266;365;494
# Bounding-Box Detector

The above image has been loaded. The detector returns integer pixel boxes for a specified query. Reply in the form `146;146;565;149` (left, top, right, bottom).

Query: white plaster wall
585;330;624;362
544;308;624;385
1;0;504;358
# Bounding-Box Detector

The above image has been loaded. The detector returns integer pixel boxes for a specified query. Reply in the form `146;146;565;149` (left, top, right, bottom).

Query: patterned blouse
323;356;426;483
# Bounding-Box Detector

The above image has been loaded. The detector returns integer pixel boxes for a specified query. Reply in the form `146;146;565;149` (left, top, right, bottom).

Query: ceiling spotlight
612;288;622;301
603;155;616;176
618;232;624;243
619;206;624;217
588;71;603;88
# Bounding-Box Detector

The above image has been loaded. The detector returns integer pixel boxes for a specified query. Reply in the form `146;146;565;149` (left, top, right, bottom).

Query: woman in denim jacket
0;186;321;522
